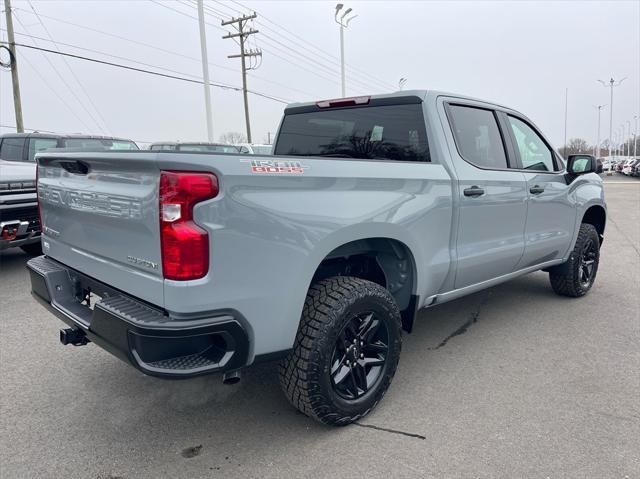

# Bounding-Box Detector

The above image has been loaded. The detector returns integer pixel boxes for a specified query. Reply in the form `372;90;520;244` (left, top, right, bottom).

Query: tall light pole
598;77;626;157
563;88;568;152
593;104;605;158
197;0;214;141
335;3;357;97
634;115;638;158
626;120;632;158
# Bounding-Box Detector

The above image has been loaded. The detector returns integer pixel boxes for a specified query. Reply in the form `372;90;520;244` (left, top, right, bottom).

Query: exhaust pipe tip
222;370;241;385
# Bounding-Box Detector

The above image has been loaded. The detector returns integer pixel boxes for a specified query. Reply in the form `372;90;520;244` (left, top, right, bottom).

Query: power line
10;11;98;133
15;50;97;132
149;0;225;33
1;28;217;84
0;41;291;104
228;0;395;91
177;0;386;94
12;7;235;73
0;123;58;133
200;5;386;93
11;7;315;99
25;1;111;134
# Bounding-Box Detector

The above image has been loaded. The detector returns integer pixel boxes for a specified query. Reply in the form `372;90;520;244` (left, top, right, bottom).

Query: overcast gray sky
1;0;639;148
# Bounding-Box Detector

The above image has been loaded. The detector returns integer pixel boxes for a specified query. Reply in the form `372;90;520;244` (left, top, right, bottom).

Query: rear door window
28;138;59;161
274;103;430;162
447;105;508;169
0;137;26;161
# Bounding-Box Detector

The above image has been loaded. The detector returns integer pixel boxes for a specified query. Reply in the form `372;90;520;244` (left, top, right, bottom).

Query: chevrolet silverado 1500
27;91;606;425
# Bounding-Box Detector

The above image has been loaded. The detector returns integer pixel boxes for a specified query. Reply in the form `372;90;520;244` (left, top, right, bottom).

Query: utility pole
3;0;24;132
598;77;626;157
197;0;214;141
335;4;357;97
593;105;605;158
222;13;260;143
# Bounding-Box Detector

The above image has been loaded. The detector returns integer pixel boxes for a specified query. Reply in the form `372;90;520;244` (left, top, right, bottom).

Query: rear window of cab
275;103;430;162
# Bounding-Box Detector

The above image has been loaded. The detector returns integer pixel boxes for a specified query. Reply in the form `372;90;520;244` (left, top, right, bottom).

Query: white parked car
621;158;637;175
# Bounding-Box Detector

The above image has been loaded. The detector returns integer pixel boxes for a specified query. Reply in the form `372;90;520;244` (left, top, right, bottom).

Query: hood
0;159;37;182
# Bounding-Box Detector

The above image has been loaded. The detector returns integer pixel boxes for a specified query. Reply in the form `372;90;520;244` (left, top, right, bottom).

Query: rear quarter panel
156;153;454;359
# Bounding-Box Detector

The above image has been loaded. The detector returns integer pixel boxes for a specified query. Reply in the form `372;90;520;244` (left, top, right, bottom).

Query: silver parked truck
28;91;606;425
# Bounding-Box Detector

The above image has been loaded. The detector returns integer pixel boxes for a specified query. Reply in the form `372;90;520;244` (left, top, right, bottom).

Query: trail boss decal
241;158;309;174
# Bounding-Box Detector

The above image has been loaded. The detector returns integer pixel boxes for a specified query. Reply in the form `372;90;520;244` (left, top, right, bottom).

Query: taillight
159;171;218;280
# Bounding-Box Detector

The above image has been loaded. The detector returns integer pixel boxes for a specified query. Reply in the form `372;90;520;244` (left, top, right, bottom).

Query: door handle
463;186;485;197
529;185;545;195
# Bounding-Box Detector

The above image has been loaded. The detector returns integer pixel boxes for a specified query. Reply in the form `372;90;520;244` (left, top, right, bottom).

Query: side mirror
567;154;597;176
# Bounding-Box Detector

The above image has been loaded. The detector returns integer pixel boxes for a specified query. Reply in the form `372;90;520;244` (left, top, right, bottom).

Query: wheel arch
310;236;419;333
581;204;606;243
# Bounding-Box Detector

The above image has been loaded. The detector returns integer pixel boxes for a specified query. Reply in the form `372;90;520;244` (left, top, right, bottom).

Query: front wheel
549;223;600;297
279;276;402;426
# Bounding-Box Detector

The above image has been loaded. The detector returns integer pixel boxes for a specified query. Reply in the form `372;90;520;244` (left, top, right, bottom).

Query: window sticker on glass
370;125;384;142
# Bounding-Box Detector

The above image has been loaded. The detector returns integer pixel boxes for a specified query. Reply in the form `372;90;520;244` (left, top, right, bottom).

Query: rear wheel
549;223;600;297
20;242;42;256
279;276;402;426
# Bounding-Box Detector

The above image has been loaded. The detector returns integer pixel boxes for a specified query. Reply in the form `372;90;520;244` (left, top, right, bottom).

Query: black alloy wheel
330;311;389;400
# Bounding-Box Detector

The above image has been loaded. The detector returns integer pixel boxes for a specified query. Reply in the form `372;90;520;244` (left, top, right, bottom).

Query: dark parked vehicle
149;142;239;153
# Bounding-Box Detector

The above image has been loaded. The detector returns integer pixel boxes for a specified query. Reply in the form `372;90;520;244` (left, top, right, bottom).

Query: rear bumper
27;255;250;378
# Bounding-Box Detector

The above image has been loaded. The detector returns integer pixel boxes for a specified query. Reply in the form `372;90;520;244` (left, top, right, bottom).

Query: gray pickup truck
27;91;606;425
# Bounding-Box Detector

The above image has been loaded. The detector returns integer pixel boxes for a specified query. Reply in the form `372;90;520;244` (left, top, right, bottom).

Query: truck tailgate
37;152;164;306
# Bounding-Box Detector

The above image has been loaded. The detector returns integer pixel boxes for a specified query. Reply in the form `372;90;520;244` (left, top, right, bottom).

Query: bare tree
219;132;247;144
559;138;592;158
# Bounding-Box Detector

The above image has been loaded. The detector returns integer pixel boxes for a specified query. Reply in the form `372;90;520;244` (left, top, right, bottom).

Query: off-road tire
279;276;402;426
20;242;42;256
549;223;600;297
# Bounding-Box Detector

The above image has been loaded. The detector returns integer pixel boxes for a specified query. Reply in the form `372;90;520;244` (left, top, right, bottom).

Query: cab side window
508;116;556;172
0;137;25;161
447;105;508;169
28;138;58;161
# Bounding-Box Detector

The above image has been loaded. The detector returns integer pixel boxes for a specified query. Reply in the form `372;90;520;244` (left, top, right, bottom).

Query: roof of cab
284;89;512;112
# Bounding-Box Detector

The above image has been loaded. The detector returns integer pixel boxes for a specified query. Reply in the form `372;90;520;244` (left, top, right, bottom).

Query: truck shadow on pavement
2;248;567;469
59;270;562;457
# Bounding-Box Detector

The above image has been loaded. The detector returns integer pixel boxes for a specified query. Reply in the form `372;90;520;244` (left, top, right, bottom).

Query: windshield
62;138;139;150
274;103;430;162
177;144;239;153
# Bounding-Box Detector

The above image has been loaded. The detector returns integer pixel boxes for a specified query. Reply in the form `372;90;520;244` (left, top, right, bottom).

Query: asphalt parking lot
1;177;638;479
